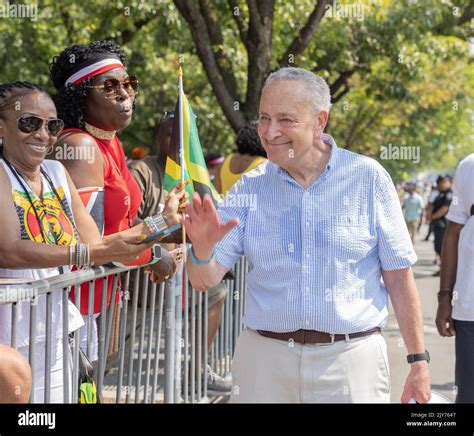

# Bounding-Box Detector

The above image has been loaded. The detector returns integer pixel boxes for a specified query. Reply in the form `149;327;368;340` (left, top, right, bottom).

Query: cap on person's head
436;174;451;184
161;110;175;122
205;152;224;168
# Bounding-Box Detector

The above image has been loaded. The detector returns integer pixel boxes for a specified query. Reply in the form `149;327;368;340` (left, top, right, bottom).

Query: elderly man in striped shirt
182;67;431;403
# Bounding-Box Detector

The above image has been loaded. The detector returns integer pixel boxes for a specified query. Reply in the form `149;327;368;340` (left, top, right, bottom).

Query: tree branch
199;0;239;102
59;9;75;42
279;0;333;66
345;105;389;150
118;15;159;45
228;0;249;50
173;0;246;132
432;2;473;36
457;1;473;26
246;0;261;40
244;0;275;119
332;83;350;104
329;69;357;102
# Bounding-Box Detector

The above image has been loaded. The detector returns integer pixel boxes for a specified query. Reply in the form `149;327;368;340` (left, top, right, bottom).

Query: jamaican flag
163;92;221;205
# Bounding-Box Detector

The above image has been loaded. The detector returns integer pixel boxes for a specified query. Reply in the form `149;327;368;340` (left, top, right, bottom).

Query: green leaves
0;0;471;178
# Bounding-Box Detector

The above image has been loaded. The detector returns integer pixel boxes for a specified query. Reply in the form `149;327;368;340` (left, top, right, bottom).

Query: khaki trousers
406;220;418;243
230;328;390;403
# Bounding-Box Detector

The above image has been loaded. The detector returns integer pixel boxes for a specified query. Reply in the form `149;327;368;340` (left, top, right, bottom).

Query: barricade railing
0;257;248;403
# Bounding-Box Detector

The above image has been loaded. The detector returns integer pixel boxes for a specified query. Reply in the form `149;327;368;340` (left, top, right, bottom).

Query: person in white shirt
436;153;474;403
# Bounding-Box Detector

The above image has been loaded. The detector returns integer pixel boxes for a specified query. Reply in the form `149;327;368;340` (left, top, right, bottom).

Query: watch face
153;244;162;260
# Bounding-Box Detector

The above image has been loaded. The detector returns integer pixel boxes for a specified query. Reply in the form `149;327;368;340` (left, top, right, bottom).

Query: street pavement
386;225;456;403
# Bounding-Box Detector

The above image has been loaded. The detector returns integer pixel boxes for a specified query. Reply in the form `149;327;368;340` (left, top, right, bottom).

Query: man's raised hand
181;193;239;260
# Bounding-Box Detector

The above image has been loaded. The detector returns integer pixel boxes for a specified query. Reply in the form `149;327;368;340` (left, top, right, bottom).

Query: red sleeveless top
64;128;142;314
62;128;142;234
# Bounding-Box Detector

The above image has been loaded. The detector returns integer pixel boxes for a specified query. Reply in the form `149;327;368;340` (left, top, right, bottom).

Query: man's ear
317;110;329;131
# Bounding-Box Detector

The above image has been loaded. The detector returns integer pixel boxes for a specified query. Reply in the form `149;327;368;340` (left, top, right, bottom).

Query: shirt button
305;320;310;326
305;287;310;293
288;243;294;253
306;220;311;226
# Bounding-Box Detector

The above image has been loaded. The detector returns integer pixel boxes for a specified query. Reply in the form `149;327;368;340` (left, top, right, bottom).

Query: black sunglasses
88;75;139;99
16;115;64;136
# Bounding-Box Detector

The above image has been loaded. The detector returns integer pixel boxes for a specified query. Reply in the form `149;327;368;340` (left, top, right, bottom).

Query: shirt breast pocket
322;215;373;260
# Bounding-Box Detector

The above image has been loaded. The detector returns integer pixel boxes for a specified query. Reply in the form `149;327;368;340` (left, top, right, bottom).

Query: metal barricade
0;257;248;404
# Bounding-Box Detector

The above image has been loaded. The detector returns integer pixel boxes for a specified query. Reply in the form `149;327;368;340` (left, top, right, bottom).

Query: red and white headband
65;58;125;86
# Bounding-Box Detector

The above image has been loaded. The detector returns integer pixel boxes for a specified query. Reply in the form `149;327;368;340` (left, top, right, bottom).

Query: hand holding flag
162;65;222;260
162;71;221;206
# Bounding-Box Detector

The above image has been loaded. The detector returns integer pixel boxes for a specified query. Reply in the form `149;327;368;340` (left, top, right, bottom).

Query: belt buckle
315;333;335;346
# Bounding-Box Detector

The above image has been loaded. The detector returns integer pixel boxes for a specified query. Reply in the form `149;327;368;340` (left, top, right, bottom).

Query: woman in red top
49;41;183;359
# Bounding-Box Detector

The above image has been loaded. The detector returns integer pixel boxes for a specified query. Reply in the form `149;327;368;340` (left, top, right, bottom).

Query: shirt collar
276;133;339;181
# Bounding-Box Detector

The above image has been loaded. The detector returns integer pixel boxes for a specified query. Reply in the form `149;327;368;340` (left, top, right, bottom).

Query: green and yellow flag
163;87;221;205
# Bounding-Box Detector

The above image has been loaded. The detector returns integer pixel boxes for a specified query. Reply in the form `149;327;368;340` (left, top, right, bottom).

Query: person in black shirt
431;175;453;276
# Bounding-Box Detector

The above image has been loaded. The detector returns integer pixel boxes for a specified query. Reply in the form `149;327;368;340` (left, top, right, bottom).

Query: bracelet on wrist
71;243;92;269
437;289;453;300
68;244;75;267
189;246;213;265
145;213;168;235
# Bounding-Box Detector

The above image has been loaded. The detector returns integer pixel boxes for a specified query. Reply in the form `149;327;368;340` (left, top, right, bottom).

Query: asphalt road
385;225;456;403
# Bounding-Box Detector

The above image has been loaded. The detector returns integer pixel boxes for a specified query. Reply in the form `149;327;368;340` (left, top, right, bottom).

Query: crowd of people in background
398;175;453;276
0;38;471;406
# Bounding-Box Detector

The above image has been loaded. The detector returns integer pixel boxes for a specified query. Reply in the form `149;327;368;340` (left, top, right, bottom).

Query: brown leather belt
256;327;381;345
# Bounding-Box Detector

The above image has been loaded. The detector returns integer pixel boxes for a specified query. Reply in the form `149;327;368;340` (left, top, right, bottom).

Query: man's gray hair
263;67;332;112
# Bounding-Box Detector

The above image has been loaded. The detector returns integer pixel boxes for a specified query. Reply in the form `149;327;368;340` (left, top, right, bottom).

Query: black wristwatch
407;350;430;364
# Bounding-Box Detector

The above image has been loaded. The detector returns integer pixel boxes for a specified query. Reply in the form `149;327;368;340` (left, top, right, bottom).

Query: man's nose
264;120;280;142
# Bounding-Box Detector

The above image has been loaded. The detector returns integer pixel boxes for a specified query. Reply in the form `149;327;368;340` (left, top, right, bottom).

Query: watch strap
407;350;430;364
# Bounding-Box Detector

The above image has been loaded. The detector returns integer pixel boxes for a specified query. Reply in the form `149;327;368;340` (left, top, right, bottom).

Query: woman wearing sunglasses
49;41;184;363
0;81;161;402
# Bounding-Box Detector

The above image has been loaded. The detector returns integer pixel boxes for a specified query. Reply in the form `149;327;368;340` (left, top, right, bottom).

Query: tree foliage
0;0;471;178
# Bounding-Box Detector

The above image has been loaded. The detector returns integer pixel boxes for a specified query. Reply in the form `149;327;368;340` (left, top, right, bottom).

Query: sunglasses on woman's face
88;75;139;99
16;115;64;136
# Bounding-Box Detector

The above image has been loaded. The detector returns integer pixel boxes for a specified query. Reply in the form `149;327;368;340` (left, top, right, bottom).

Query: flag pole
178;64;187;263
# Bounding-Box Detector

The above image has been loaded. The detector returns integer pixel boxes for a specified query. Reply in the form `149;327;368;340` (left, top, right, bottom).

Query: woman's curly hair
235;121;267;158
49;40;126;129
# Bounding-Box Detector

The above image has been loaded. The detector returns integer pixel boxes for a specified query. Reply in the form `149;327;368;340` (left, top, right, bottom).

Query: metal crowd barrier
0;257;248;404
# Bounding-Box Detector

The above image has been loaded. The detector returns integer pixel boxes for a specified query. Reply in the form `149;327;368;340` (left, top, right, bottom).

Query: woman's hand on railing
163;183;190;226
92;234;155;265
181;193;239;261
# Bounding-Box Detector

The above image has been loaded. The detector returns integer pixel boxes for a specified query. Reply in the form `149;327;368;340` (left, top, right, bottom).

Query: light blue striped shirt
215;134;417;334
